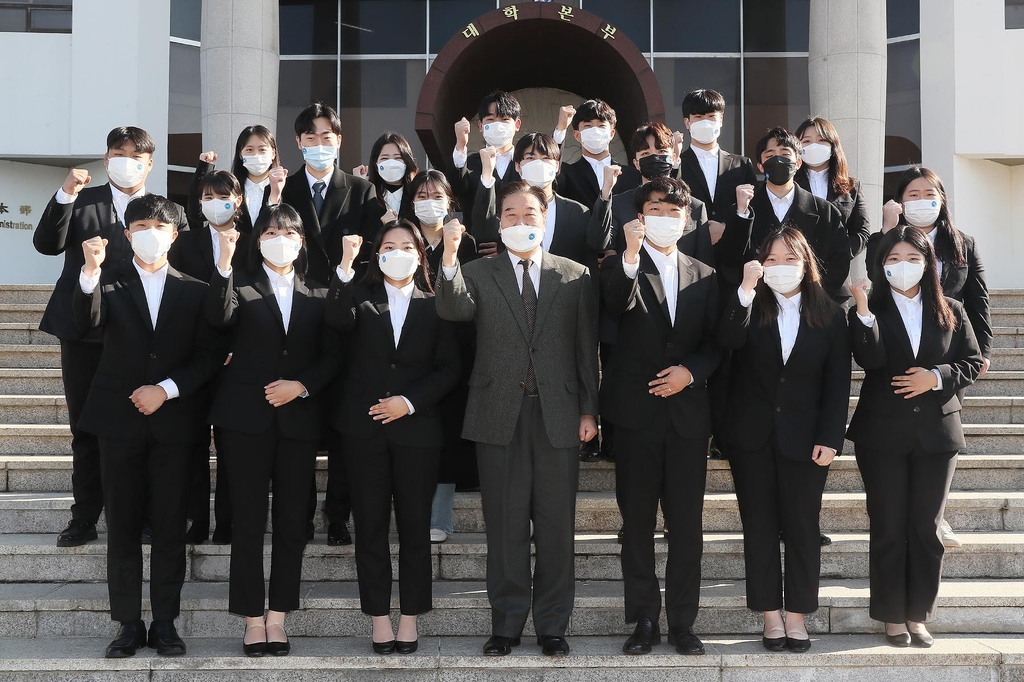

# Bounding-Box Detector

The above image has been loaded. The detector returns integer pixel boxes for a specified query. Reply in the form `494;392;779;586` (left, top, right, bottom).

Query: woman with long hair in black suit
353;131;419;226
717;227;850;652
326;219;461;654
848;226;983;648
205;204;340;657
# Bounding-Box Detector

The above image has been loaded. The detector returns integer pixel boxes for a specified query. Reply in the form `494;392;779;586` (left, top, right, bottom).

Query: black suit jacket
205;268;341;441
186;160;270;234
717;184;851;300
281;166;378;285
325;278;461;447
847;297;983;454
675;147;758;223
794;170;871;257
556;157;640;209
717;288;850;459
865;230;992;359
33;185;189;340
600;247;721;434
72;266;223;443
168;226;250;284
609;186;712;265
447;151;520;232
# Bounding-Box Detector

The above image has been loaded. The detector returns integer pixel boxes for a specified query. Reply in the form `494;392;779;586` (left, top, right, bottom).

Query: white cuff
79;267;100;294
216;266;232;278
336;265;355;283
856;312;876;327
452;147;468;169
672;158;681;169
441;263;459;281
931;369;944;391
55;187;77;204
737;286;756;308
157;378;180;400
551;127;567;145
400;396;416;415
737;209;750;219
621;255;640;279
480;175;495;189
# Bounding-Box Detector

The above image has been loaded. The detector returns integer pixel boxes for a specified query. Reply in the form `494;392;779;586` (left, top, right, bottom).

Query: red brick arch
415;2;665;167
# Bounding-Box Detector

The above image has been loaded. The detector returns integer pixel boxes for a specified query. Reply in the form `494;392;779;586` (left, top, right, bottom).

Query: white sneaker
939;519;962;548
430;528;448;543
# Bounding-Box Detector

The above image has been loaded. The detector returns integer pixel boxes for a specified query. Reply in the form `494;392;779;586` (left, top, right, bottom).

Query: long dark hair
404;170;460;225
367;132;419;211
247;204;308;280
794;116;854;196
231;125;279;185
870;225;957;331
894;166;966;268
198;171;243;226
753;227;838;329
357;220;433;293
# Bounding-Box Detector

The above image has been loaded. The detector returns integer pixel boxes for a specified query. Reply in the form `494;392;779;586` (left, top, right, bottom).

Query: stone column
200;0;280;169
809;0;886;279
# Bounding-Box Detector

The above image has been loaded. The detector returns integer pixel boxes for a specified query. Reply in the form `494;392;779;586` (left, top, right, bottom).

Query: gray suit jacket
435;251;599;449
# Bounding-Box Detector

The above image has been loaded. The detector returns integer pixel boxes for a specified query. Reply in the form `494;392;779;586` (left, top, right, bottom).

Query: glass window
168;43;202;168
276;59;339;171
742;57;809;160
654;57;742;154
340;0;425;55
1008;0;1024;29
885;39;921;167
0;1;72;34
742;0;810;52
280;0;339;55
170;0;202;41
428;0;493;54
0;8;28;32
583;0;651;52
887;0;920;37
167;170;194;208
654;0;740;52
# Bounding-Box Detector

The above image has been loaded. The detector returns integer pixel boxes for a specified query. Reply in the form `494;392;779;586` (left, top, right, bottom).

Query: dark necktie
312;180;326;218
519;259;538;395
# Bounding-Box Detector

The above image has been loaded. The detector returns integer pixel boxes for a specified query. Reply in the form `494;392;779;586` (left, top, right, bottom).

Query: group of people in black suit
32;86;991;660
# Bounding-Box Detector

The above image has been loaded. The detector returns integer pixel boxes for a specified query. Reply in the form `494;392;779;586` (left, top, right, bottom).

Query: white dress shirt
56;183;145;225
209;226;223;268
925;227;944;279
440;246;543;294
263;263;295;332
453;146;514;180
623;243;679;325
244;177;270;226
583;154;612;191
305;166;334;200
541;199;558;252
736;287;801;363
383;187;403;215
806;168;829;199
767;187;796;223
856;289;944;390
691;144;720;199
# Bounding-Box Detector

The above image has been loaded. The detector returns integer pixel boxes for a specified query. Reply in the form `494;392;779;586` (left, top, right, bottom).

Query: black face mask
761;155;798;186
638;154;673;179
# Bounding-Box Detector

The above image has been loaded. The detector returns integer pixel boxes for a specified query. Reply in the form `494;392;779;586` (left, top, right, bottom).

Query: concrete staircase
1;283;1023;680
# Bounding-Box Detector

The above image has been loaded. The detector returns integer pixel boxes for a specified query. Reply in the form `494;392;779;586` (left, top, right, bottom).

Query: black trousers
616;415;708;628
325;446;352;526
598;342;616;454
342;430;440;616
60;338;104;524
220;424;317;617
706;350;731;454
856;443;958;623
186;427;230;537
476;395;579;638
99;434;190;623
729;438;829;613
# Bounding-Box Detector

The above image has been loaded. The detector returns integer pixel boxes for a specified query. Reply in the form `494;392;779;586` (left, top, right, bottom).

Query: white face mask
260;235;301;267
763;264;804;295
500;224;543;253
377;159;407;184
482;121;516;148
884;260;926;291
413;199;447;226
903;199;941;228
107;156;147;188
129;228;173;264
241;153;273;176
302;144;338;172
579;127;612;155
519;159;558;188
642;214;686;248
801;142;832;167
378;249;420;280
201;198;237;227
688;119;721;145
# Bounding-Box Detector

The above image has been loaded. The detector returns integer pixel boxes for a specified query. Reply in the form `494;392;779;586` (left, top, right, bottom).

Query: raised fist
341;234;363;266
62;168;91;196
81;236;107;275
479;145;498;182
353;164;369;178
622;219;645;261
442;218;465;268
268;166;288;204
882;200;903;234
601;164;622;199
557;105;576;132
200;151;218;164
454;117;471;152
736;183;755;214
741;259;764;294
217;228;240;272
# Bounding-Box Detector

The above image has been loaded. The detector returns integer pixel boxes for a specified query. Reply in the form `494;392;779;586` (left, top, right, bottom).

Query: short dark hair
497;180;548;216
249;204;309;280
630;121;673;158
405;169;460;223
198;171;243;225
477;90;521;122
231;125;279;183
754;126;801;162
358;220;434;293
634;176;692;213
124;194;179;228
682;89;726;118
106;126;155;156
513;132;561;164
294;101;342;137
574;99;616;130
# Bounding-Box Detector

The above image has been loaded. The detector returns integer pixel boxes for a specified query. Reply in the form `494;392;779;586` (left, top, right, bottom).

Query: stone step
0;323;57;345
2;578;1024;638
993;309;1024;326
994;326;1024;349
2;531;1022;583
0;369;64;395
0;285;52;305
851;370;1024;396
0;304;44;324
991;290;1024;307
2;490;1023;535
0;344;60;369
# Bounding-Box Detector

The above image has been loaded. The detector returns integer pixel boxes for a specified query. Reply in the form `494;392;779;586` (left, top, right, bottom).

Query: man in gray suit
436;181;599;657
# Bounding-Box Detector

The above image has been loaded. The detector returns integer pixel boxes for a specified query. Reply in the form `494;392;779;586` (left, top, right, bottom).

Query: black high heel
396;639;418;654
373;639;397;654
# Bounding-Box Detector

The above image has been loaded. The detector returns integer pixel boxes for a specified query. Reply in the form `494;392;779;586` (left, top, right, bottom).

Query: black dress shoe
667;626;705;655
328;522;352;546
886;632;911;647
623;618;661;654
537;635;569;656
786;636;811;652
148;620;186;655
910;631;934;648
707;440;725;460
184;524;208;544
482;635;520;656
396;639;418;654
57;519;97;547
372;639;396;655
105;620;147;658
617;528;624;544
140;523;153;545
820;534;832;546
579;439;601;462
266;640;290;656
212;529;232;545
243;624;266;657
762;635;786;651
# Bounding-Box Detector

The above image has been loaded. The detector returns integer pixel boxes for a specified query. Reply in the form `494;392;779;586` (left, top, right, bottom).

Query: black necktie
312;180;326;218
519;259;538;395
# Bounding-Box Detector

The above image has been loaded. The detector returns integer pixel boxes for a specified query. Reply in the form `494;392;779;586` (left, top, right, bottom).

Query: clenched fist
200;151;218;164
882;200;903;234
741;259;764;295
442;218;465;269
81;236;107;276
557;105;576;132
340;234;363;274
736;183;755;215
217;228;240;273
63;168;92;196
622;219;645;262
268;166;288;204
454;117;471;153
601;164;623;200
479;145;498;182
352;164;369;178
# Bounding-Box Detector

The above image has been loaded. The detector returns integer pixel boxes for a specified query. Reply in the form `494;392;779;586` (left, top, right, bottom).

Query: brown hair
795;116;854;196
752;227;839;330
